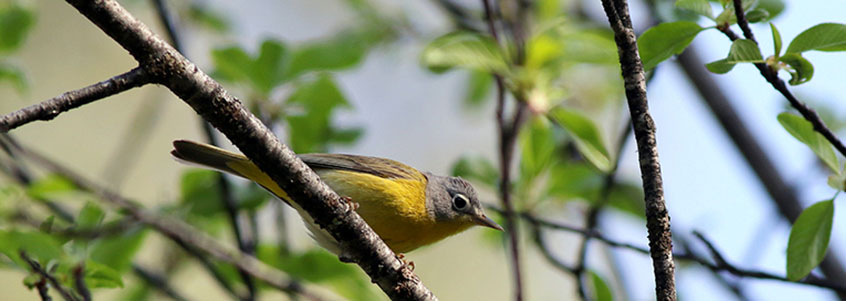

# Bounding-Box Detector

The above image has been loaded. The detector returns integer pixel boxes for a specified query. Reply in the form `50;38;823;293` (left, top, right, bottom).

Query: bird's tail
171;140;292;202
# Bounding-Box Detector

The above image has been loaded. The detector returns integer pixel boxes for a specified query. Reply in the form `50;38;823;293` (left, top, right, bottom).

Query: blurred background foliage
0;0;845;300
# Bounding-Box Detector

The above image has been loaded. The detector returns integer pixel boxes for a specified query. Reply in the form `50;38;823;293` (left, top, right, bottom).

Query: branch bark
598;0;675;299
0;67;150;131
45;0;435;299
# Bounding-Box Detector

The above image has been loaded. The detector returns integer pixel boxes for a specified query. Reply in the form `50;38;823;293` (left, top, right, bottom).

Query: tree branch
20;251;80;301
724;0;846;158
1;135;323;301
676;46;846;299
518;210;846;293
72;264;92;301
481;1;525;299
0;67;150;131
1;1;436;299
599;0;675;299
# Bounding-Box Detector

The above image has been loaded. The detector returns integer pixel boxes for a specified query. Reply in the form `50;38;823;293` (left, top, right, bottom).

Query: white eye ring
452;194;469;210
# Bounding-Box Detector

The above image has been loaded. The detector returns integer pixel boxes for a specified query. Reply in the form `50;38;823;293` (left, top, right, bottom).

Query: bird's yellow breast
318;170;472;253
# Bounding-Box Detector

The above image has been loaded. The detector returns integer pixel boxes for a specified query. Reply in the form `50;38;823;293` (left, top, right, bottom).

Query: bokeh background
1;0;845;300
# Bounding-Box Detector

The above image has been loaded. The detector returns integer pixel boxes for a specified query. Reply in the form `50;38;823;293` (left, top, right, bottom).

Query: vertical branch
599;0;676;300
72;265;92;301
482;1;526;300
150;1;257;299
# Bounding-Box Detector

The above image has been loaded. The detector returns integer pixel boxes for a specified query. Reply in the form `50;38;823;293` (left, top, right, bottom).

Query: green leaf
827;171;846;191
77;202;105;230
756;0;785;20
638;21;705;70
90;228;147;273
559;30;619;65
285;74;354;153
26;174;77;200
777;113;839;173
180;169;223;216
787;199;834;281
464;70;493;107
706;39;764;73
726;39;764;63
715;0;756;25
0;4;35;53
771;23;782;57
520;117;556;181
547;162;603;201
83;260;124;288
285;30;378;80
589;270;614;301
675;0;713;19
0;230;63;267
451;155;499;188
705;58;736;74
210;46;252;83
549;108;611;172
252;40;288;95
608;182;646;218
786;23;846;54
39;216;55;233
0;62;27;93
777;53;814;85
186;3;229;32
421;31;508;74
744;9;769;23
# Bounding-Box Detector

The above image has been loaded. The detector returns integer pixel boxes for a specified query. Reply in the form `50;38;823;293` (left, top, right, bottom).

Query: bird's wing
299;153;426;182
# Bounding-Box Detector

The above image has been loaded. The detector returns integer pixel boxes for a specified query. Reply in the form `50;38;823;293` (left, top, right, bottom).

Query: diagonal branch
1;136;323;300
724;0;846;157
1;0;436;299
676;46;846;298
599;0;675;299
0;67;150;131
20;251;80;301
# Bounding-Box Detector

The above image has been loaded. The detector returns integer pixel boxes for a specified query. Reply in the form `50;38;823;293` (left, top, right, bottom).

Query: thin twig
481;0;526;299
515;209;846;293
0;67;150;132
0;136;191;301
3;137;324;301
72;264;92;301
723;1;846;158
34;278;52;301
20;251;80;301
599;0;675;299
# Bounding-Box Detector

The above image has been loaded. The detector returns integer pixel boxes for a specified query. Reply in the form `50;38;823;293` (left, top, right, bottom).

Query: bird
170;140;503;255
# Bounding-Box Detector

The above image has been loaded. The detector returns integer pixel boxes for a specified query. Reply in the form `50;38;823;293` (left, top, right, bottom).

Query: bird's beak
473;214;504;231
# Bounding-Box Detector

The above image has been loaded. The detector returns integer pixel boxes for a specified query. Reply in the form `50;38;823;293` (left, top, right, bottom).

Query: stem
599;0;675;299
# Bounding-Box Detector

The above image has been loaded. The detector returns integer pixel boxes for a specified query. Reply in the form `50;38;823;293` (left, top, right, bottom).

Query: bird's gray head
424;173;503;231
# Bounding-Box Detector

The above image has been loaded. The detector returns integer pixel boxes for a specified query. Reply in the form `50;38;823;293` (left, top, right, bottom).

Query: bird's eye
452;194;469;210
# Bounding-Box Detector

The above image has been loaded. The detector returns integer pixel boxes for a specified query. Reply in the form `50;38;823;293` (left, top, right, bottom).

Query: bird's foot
397;253;415;272
340;196;359;212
